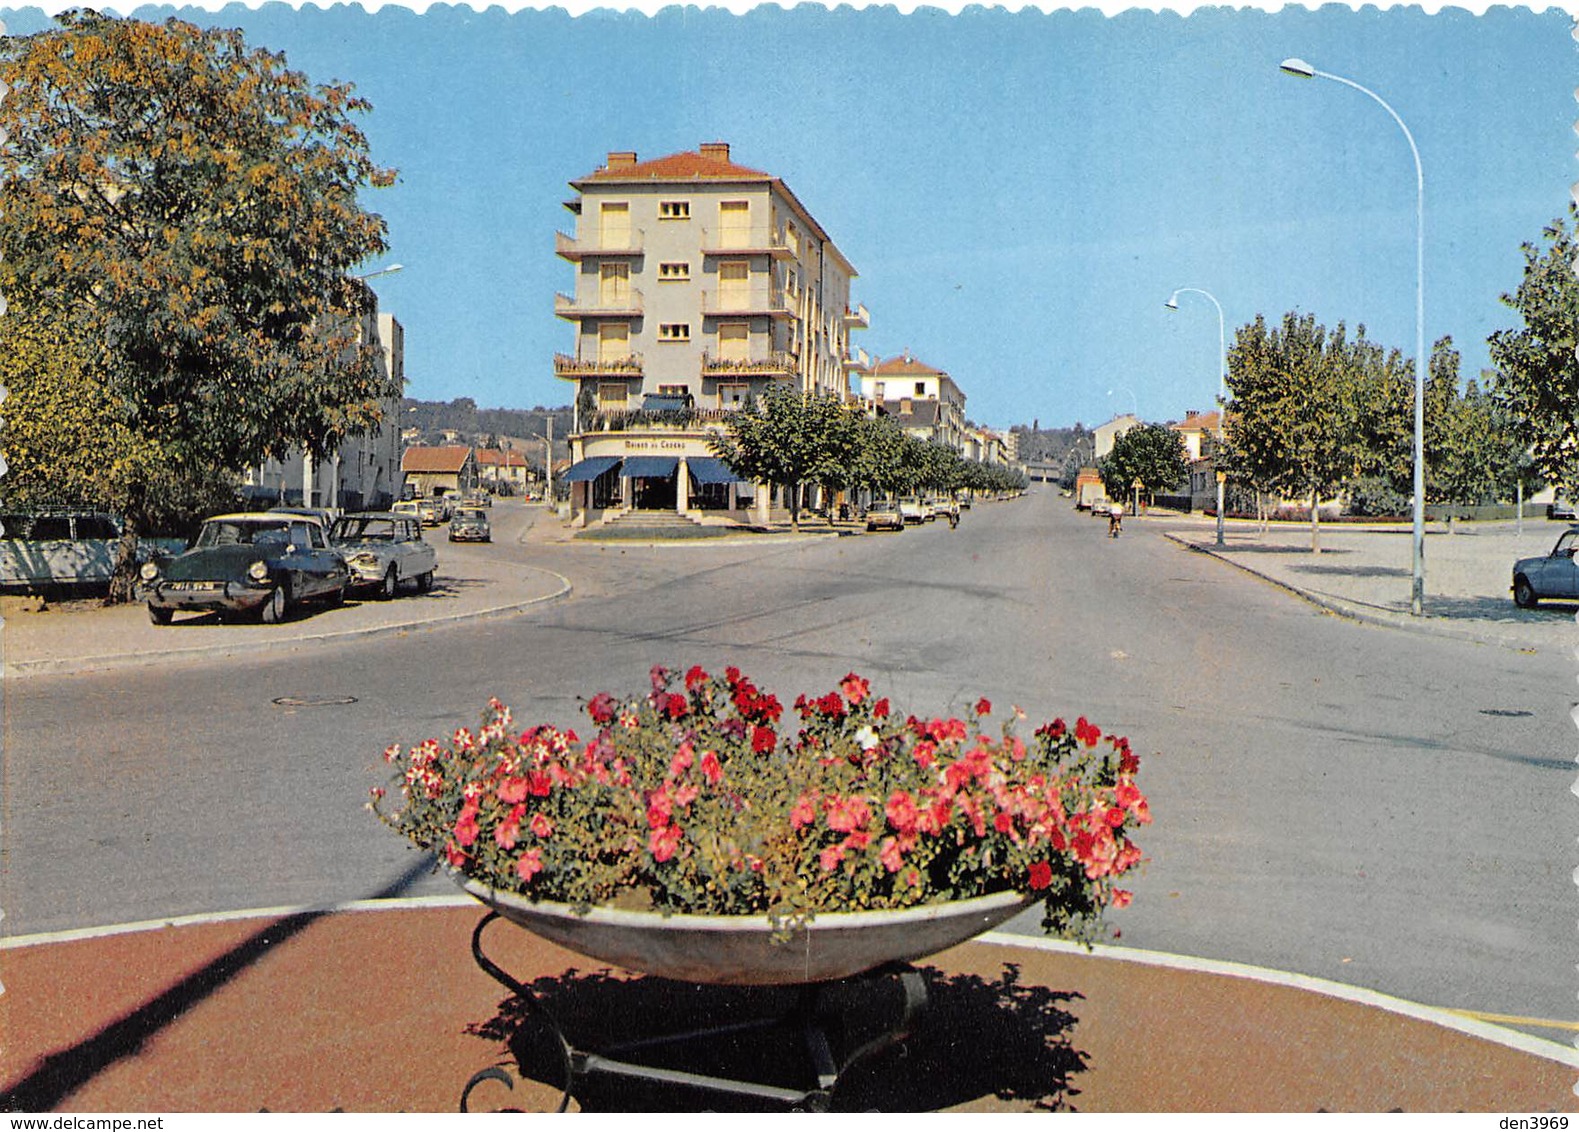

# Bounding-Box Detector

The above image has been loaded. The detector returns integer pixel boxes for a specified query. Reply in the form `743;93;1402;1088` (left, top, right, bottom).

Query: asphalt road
4;492;1571;1035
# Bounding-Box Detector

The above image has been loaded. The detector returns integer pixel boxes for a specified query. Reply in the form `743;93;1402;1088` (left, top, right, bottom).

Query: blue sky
4;4;1576;431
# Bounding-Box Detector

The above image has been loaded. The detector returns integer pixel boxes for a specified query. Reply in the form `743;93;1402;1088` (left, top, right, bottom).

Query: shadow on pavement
1292;563;1407;578
467;961;1087;1112
0;858;437;1113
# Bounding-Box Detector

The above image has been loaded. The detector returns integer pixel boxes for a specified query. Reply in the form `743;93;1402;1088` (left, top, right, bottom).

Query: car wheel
380;566;398;601
1513;576;1538;609
325;583;345;608
148;604;173;626
261;580;291;624
417;571;434;593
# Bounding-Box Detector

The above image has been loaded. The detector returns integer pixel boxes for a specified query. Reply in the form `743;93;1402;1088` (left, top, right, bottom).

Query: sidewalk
1;502;573;679
1160;516;1578;654
2;900;1574;1113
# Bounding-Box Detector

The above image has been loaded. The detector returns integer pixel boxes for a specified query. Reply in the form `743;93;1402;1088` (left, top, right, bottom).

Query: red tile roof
475;448;529;468
579;148;771;185
1170;411;1221;432
872;352;947;377
401;445;473;474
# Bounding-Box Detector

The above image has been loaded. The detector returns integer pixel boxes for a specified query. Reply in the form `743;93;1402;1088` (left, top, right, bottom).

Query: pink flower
700;750;723;785
529;812;554;839
819;844;845;872
879;837;905;873
453;804;481;848
1111;888;1133;909
791;792;819;829
649;823;683;863
825;794;871;833
515;848;543;882
840;673;869;705
497;777;529;805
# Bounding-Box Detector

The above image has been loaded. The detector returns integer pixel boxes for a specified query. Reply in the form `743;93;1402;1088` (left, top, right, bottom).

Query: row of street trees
0;12;398;599
708;385;1025;530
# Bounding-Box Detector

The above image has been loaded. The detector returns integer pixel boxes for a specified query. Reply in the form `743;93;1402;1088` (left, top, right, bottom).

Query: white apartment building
554;142;866;524
859;352;968;453
245;292;405;512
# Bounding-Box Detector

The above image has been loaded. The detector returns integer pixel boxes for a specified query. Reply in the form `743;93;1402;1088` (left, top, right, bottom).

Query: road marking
1444;1007;1579;1032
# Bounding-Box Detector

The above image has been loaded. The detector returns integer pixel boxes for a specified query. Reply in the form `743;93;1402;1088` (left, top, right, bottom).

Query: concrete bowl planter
459;876;1033;986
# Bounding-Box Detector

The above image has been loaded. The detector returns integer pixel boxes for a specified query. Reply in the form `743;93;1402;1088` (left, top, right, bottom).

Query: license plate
168;581;220;592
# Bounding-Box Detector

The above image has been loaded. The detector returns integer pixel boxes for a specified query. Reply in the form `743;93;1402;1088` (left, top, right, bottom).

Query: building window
657;384;689;396
597;382;629;406
659;200;690;220
915;381;927;397
658;262;690;281
719;383;750;408
717;322;749;363
874;382;885;400
658;323;691;342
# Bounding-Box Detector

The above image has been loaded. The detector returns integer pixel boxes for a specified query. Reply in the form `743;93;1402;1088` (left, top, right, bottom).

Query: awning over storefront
642;394;692;412
684;457;742;485
561;456;622;483
620;456;679;480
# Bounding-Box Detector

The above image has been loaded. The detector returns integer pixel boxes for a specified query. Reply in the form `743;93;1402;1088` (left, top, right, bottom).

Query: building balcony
555;289;644;320
700;288;791;319
700;351;796;377
699;227;793;259
555;229;645;260
843;303;870;329
553;353;644;378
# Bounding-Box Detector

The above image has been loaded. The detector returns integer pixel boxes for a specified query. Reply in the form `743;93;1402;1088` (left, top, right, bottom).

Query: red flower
872;697;890;719
443;841;467;868
817;692;846;718
663;693;689;720
454;804;481;848
994;811;1015;834
974;697;992;717
840;673;870;705
587;692;618;725
1075;717;1102;748
685;664;709;691
700;750;723;785
1027;861;1054;890
751;725;777;754
1111;888;1133;909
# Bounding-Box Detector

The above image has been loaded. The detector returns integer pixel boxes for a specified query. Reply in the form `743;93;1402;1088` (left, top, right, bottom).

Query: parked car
448;506;491;543
864;500;904;532
416;499;447;526
392;500;422;522
930;498;959;522
141;512;348;625
329;512;438;599
1547;498;1576;521
898;498;927;525
461;492;492;509
1512;527;1579;607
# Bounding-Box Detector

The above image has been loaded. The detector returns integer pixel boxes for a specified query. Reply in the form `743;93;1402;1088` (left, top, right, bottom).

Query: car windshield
455;510;485;521
332;518;395;542
194;519;293;548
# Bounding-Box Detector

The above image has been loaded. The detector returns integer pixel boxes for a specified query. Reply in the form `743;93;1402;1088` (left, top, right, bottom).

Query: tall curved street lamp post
1165;287;1227;547
1281;58;1425;617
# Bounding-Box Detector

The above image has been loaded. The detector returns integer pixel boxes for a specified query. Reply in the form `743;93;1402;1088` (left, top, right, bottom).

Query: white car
330;512;438;599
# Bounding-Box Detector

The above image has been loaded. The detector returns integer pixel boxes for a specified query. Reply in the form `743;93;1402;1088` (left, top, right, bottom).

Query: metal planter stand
460;910;930;1112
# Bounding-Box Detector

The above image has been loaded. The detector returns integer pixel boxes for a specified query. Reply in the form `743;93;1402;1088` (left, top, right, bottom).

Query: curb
4;566;573;680
1163;532;1566;654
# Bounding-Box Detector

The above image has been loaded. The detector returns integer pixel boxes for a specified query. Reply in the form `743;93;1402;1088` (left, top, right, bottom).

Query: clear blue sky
5;3;1576;432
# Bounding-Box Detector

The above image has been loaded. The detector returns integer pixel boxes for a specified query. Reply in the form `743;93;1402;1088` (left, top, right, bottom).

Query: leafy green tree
1098;423;1188;508
1222;312;1401;550
851;415;911;499
1488;204;1579;498
709;384;859;530
0;12;397;598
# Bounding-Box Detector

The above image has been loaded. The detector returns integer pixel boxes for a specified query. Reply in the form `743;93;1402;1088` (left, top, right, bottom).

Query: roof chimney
699;141;731;163
606;151;638;169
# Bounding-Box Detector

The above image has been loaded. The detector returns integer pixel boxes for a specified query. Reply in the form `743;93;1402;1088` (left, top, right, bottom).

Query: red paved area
2;903;1573;1113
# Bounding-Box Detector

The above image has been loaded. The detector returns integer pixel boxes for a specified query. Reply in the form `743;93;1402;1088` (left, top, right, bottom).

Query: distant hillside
1010;424;1095;466
402;398;573;459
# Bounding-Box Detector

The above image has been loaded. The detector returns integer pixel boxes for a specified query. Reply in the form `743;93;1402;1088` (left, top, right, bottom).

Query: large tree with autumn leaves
0;11;398;598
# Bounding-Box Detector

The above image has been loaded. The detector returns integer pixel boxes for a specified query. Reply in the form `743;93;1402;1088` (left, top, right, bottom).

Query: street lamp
1106;387;1139;420
1281;57;1426;617
355;263;405;282
1166;287;1228;547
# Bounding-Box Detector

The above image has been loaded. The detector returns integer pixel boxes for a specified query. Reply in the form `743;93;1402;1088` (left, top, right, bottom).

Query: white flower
855;725;880;751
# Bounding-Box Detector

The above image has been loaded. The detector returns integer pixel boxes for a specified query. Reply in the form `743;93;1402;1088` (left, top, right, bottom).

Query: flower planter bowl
459;877;1033;986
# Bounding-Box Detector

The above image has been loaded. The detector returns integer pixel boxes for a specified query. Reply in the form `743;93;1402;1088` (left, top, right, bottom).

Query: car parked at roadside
141;512;348;625
899;497;927;525
329;512;438;599
864;500;904;532
448;506;491;543
417;498;447;526
1512;527;1579;608
1547;498;1576;521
